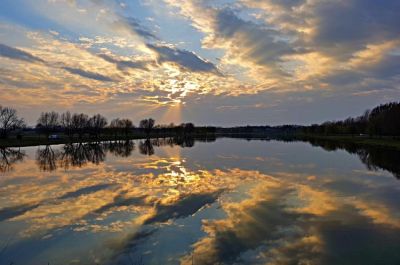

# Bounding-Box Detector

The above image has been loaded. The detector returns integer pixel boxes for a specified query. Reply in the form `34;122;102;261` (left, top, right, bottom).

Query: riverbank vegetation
0;102;399;148
0;106;216;147
216;102;400;149
301;102;400;137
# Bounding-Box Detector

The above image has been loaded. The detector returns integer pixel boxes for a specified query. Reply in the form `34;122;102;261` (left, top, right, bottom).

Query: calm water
0;138;400;265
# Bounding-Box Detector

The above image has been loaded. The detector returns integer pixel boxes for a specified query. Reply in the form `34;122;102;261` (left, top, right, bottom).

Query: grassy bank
0;135;137;148
2;132;400;150
298;134;400;150
0;133;215;148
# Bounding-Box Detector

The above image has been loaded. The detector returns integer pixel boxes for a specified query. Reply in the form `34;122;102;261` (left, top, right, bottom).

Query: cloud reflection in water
0;138;399;264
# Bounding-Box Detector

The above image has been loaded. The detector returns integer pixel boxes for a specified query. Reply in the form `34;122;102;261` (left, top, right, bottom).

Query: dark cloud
123;17;158;40
0;203;40;222
320;70;365;86
56;0;157;40
213;1;400;84
317;205;400;265
146;44;220;74
0;183;113;222
144;190;221;225
320;53;400;87
108;190;222;263
92;194;148;215
63;66;114;81
112;16;158;40
0;43;45;63
0;187;112;223
107;228;157;264
313;0;400;51
212;8;296;76
245;0;400;59
269;0;305;9
98;53;151;71
59;183;114;200
185;181;400;265
364;54;400;79
186;186;313;265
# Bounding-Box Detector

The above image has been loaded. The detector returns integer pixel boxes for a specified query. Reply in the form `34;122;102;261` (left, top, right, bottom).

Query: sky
0;0;399;126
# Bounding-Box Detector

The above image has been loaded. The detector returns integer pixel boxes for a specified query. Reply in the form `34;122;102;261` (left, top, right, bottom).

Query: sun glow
159;102;182;124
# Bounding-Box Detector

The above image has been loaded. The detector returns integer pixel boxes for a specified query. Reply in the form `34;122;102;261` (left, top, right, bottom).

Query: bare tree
183;122;195;135
120;119;133;137
110;118;120;128
139;118;155;137
37;111;60;139
72;113;89;139
0;106;25;139
110;118;122;138
61;111;73;139
88;114;108;139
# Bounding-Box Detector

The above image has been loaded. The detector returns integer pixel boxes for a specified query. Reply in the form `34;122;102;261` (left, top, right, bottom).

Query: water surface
0;138;399;265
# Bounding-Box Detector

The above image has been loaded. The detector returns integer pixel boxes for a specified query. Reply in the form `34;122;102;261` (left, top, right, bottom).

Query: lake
0;138;400;265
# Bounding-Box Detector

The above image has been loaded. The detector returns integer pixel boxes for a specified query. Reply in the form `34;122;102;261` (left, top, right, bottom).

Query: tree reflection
0;147;25;173
357;148;400;178
225;136;400;179
59;143;107;169
301;138;400;179
34;137;203;170
107;140;135;157
173;136;195;148
36;143;108;171
138;136;201;156
139;139;154;156
36;145;59;171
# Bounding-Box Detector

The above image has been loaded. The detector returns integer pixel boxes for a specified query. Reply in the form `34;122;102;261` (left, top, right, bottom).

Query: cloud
0;43;45;63
62;66;115;82
92;194;148;215
267;0;305;9
108;190;222;263
165;0;400;90
144;191;221;225
2;0;400;125
0;203;41;222
111;16;158;41
180;182;317;265
146;43;220;74
0;183;116;222
162;2;297;81
98;53;151;71
59;183;114;199
122;17;158;40
310;0;400;56
109;229;157;254
211;8;296;75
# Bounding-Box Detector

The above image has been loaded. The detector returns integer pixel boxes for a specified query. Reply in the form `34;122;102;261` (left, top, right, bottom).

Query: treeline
302;102;400;136
217;125;302;135
1;102;399;141
36;111;214;139
0;105;216;140
36;111;149;139
216;102;400;137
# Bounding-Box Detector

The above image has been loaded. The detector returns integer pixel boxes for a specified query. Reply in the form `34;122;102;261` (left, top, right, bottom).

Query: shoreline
296;134;400;150
1;133;400;150
0;133;216;148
